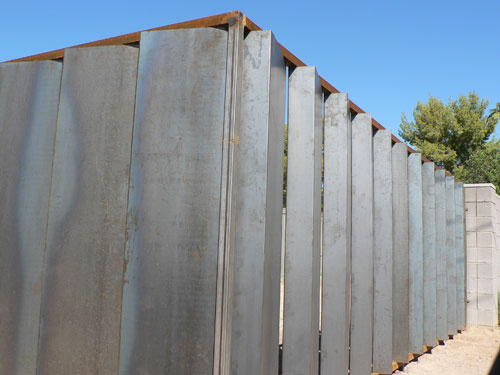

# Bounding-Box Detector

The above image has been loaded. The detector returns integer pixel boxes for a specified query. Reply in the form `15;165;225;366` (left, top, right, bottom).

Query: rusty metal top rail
5;10;448;173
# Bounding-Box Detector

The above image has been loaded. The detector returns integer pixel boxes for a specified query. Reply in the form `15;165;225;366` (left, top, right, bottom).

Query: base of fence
388;334;460;374
371;361;400;375
408;353;418;362
380;344;438;375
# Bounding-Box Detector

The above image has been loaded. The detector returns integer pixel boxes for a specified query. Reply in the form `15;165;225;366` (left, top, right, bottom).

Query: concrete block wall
465;184;500;326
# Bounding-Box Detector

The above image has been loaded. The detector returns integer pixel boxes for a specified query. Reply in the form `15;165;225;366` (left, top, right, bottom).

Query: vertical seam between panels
116;45;141;375
35;58;65;375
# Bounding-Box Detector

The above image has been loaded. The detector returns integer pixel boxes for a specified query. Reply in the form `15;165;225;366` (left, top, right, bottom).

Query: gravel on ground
394;327;500;375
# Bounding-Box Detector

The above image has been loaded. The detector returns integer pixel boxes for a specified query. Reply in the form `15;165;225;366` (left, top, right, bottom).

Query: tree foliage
453;139;500;190
399;92;499;172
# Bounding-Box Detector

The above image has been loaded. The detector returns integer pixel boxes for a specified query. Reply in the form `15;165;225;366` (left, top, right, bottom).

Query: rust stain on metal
32;282;41;296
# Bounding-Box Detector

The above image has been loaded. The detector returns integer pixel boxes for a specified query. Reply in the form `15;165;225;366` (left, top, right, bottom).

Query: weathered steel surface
36;46;138;374
229;30;286;375
455;182;466;330
350;113;374;375
435;169;448;340
0;61;61;375
119;29;228;374
322;93;351;375
408;153;423;354
445;176;457;334
422;162;437;346
213;23;244;375
283;66;322;375
392;143;409;362
372;129;393;374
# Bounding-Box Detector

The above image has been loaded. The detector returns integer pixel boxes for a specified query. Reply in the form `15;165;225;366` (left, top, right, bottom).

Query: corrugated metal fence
0;19;465;375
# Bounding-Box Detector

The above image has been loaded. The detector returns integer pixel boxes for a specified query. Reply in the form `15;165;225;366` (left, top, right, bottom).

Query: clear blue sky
2;0;499;137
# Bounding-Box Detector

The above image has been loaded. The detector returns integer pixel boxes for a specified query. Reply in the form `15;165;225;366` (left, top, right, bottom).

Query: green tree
399;92;499;172
453;139;500;190
489;102;500;125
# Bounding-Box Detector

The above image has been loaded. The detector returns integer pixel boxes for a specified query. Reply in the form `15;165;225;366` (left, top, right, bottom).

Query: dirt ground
394;327;500;375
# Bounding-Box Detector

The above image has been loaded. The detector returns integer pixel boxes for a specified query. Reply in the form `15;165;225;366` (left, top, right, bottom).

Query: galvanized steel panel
372;129;393;374
350;113;374;375
322;93;351;375
408;153;423;354
283;66;322;375
213;24;244;374
445;176;457;334
422;162;437;346
229;30;286;375
392;143;409;362
119;29;228;374
37;46;138;374
455;182;465;330
0;61;61;375
435;169;448;340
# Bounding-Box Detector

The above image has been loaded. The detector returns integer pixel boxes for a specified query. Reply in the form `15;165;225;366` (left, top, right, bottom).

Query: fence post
455;182;465;330
283;66;322;375
229;30;286;375
392;143;409;362
214;20;245;375
120;28;231;374
372;129;393;374
422;162;437;346
446;176;457;334
408;153;424;354
322;93;352;375
435;170;448;340
38;46;138;374
350;113;374;375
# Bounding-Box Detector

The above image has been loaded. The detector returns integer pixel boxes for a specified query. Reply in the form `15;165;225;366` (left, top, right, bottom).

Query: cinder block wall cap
464;183;497;189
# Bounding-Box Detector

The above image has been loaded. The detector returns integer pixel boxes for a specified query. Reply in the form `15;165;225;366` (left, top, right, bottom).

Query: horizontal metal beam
4;10;449;174
5;11;240;63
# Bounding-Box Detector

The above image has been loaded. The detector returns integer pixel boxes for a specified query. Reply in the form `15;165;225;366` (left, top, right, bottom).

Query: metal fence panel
408;153;424;354
0;61;61;375
446;176;457;334
392;143;409;362
422;162;437;346
322;93;351;375
36;46;138;375
229;30;286;375
213;24;244;373
455;182;465;331
0;19;471;374
435;169;448;340
283;66;322;375
372;129;393;374
350;113;374;375
119;29;228;374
